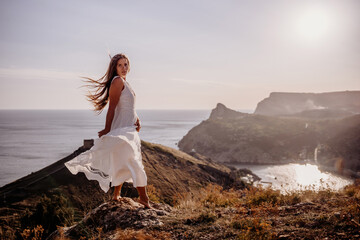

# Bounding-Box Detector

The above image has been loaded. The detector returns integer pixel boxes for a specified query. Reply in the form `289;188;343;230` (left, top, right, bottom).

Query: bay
230;163;353;193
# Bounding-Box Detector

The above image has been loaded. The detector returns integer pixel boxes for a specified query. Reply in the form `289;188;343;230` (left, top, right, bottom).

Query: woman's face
116;58;129;79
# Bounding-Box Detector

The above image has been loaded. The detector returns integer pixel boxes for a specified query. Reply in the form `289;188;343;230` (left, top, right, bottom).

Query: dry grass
175;184;241;210
169;182;360;239
20;225;44;240
146;184;161;203
6;182;360;240
112;228;171;240
231;217;275;240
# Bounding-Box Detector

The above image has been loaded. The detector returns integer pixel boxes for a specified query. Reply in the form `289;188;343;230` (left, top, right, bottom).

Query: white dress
64;76;147;192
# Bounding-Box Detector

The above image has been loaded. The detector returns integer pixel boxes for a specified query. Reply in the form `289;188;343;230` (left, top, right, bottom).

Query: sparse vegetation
112;228;171;240
146;185;161;203
201;184;241;208
20;225;44;240
2;182;360;239
162;182;360;239
231;217;274;240
20;192;74;237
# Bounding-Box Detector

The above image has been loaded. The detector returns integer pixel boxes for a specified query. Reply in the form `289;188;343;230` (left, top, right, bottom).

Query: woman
65;54;150;209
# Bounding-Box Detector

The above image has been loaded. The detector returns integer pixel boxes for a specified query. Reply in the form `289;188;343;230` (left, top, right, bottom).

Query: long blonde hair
84;54;130;114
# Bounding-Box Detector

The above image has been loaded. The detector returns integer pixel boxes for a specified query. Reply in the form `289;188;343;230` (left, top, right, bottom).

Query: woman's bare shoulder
110;76;124;88
111;76;124;84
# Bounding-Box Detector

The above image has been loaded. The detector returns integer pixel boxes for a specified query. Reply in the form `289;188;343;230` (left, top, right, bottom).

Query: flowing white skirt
64;126;147;193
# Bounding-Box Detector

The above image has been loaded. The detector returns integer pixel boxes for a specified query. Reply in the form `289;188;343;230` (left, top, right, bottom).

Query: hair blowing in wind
83;54;130;114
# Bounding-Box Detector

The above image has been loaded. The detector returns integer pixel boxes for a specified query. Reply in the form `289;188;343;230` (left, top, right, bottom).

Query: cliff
178;103;360;172
254;91;360;116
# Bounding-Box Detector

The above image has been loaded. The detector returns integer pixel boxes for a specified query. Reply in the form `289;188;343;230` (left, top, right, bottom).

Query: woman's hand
98;128;110;138
135;118;141;132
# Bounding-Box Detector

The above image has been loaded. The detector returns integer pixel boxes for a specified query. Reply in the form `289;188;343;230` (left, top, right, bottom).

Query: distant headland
254;91;360;117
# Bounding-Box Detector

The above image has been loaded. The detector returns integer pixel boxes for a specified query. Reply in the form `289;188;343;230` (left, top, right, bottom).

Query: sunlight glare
294;164;328;186
251;163;353;193
295;7;332;43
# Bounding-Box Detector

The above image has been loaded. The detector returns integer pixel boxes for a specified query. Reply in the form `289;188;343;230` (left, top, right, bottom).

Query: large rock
47;198;172;239
254;91;360;116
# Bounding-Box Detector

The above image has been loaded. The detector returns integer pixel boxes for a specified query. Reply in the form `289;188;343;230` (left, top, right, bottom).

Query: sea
0;109;210;187
0;109;353;191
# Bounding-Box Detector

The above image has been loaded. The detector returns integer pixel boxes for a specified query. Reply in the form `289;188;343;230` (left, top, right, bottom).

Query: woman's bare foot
136;186;151;209
138;198;152;209
112;195;121;201
112;184;123;202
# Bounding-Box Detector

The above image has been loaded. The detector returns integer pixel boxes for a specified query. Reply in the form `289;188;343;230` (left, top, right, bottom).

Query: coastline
225;161;360;179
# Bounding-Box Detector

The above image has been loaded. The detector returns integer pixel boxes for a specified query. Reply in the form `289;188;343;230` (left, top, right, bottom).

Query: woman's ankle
140;197;149;202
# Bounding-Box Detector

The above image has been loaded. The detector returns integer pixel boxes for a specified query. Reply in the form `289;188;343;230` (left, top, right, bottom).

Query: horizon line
0;108;255;111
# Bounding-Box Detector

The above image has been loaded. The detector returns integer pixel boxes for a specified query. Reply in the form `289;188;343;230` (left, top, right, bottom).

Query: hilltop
0;140;251;239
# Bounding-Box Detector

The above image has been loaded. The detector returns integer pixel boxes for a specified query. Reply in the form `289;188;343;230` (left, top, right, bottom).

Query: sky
0;0;359;110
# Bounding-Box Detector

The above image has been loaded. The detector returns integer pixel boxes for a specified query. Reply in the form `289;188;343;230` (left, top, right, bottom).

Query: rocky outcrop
48;198;171;239
179;103;360;172
209;103;248;120
254;91;360;116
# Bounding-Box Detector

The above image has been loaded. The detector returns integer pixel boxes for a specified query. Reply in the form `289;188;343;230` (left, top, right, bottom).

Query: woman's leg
136;186;151;209
112;184;122;201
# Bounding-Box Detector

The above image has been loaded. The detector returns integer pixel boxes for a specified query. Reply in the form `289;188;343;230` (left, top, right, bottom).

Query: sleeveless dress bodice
111;77;138;130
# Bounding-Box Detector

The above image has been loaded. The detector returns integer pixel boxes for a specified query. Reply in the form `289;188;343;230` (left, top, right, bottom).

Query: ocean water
0;109;210;187
0;109;353;192
231;163;353;193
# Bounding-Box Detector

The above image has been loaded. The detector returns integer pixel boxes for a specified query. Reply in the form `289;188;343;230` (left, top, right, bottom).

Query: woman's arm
98;77;124;137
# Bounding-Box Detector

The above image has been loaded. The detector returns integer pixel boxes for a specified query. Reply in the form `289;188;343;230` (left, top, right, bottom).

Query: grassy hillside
7;182;360;239
0;141;249;239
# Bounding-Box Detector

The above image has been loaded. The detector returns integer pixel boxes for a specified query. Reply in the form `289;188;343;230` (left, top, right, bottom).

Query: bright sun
295;7;333;43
